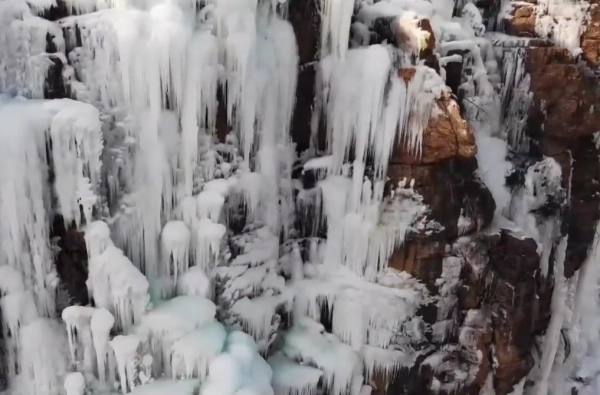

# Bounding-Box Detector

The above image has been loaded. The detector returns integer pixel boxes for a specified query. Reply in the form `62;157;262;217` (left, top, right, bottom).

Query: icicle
19;319;69;395
176;196;199;228
170;321;227;379
62;305;95;368
48;101;103;228
87;245;150;330
319;0;354;59
535;236;568;395
0;4;64;98
135;296;217;376
90;308;115;384
111;335;141;394
180;30;219;195
499;48;532;152
193;218;226;271
0;100;56;316
197;190;226;222
161;221;192;282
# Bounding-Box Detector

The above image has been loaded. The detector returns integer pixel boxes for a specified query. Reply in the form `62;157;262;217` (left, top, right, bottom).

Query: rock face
24;0;600;393
394;96;477;165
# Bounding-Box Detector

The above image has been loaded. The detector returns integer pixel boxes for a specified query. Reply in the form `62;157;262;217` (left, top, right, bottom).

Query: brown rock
526;46;600;277
52;216;89;306
527;47;600;140
581;2;600;66
503;2;537;37
487;230;540;394
564;137;600;277
394;95;477;165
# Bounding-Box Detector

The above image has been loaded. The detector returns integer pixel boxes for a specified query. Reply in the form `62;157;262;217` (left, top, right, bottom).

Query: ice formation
0;0;594;393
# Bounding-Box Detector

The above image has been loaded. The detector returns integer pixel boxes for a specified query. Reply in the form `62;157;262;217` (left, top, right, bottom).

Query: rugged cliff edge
0;0;600;394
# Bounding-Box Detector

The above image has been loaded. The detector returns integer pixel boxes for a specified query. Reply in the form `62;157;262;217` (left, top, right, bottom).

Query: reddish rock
524;47;600;277
502;2;537;37
527;47;600;140
394;95;477;165
581;1;600;66
486;231;541;394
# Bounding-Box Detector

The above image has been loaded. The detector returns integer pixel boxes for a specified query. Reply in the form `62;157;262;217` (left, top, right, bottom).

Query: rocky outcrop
527;47;600;141
582;0;600;66
32;0;600;392
51;217;89;307
524;47;600;277
394;95;477;165
288;0;320;153
502;2;537;37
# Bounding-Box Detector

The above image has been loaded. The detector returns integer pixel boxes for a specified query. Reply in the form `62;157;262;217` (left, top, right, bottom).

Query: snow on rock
197;190;226;222
160;220;191;282
176;265;212;298
199;330;274;395
535;0;589;56
170;321;227;379
193;218;227;271
64;372;86;395
269;352;324;395
279;317;362;395
0;99;109;316
133;295;217;375
86;245;150;330
0;0;64;98
85;221;114;257
48;100;103;228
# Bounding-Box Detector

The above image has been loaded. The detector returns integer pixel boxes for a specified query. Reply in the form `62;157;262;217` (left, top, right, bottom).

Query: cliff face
3;0;600;393
282;0;600;393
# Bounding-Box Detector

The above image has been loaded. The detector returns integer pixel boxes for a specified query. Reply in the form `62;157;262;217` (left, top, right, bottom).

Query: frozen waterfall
0;0;595;393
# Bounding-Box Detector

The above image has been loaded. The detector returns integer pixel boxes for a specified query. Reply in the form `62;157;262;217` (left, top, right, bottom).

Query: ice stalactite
0;1;64;98
61;305;116;385
111;335;142;394
269;352;324;395
317;45;443;177
0;98;103;320
499;48;532;153
48;101;103;227
170;321;227;379
62;305;96;371
535;0;589;56
507;158;564;249
0;265;39;382
85;220;150;330
180;29;218;196
91;308;116;384
319;0;354;59
19;319;70;395
534;236;568;395
133;295;217;376
278;317;363;395
160;221;191;283
193;218;226;271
